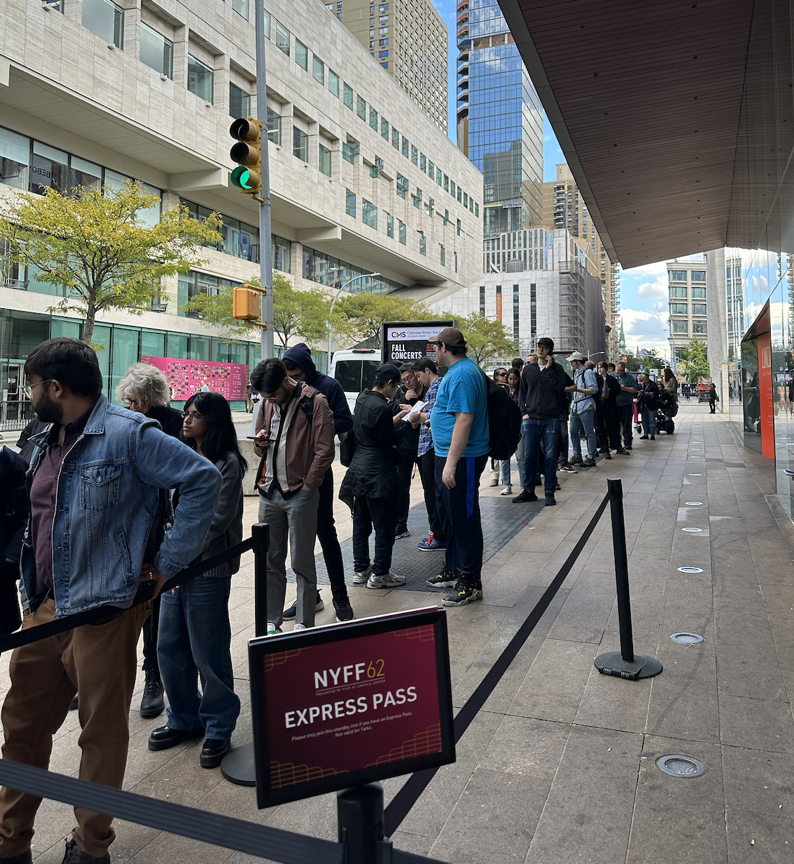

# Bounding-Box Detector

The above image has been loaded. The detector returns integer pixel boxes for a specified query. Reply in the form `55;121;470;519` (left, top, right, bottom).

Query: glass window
343;135;359;163
229;83;250;118
386;212;394;238
345;188;356;218
379;26;388;34
187;55;214;102
295;40;308;70
273;235;291;272
232;0;249;19
362;199;377;229
392;128;399;149
82;0;124;49
398;220;406;245
381;117;389;140
670;303;687;314
263;8;271;37
456;218;461;237
457;186;462;203
440;244;445;266
418;230;426;256
693;321;707;334
357;96;367;120
691;270;706;282
276;22;290;55
672;286;687;298
141;329;165;357
692;303;707;315
293;127;308;162
343;82;353;109
443;173;448;191
319;144;331;177
396;173;408;198
463;192;468;207
369;106;378;130
420;153;426;171
427;159;434;178
329;69;340;96
411;145;418;165
31;141;68;196
692;286;706;299
267;108;282;145
313;55;324;84
139;23;173;77
672;319;688;333
0;127;29;191
436;167;442;185
669;269;687;281
70;156;102;192
402;136;408;157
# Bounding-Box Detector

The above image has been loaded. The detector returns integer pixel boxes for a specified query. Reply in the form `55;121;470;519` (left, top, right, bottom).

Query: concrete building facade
325;0;448;131
0;0;481;414
667;258;708;366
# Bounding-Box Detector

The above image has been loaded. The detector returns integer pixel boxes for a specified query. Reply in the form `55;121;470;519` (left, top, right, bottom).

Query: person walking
283;343;355;622
708;382;719;413
412;356;447;551
339;364;410;589
149;392;246;769
116;362;184;720
0;337;220;864
614;361;638;450
423;328;489;606
251;359;335;632
568;352;599;467
639;374;660;439
392;364;427;538
513;337;569;506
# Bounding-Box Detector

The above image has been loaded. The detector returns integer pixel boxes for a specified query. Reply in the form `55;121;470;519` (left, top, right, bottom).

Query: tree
621;353;642;372
334;293;436;346
449;314;518;368
0;182;222;345
680;338;710;384
182;272;335;347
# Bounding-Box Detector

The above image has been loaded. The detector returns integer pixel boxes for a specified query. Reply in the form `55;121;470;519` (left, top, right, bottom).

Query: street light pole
326;273;380;370
255;0;273;361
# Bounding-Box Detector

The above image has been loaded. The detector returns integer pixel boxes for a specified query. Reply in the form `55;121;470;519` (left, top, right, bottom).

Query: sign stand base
594;651;663;681
220;742;256;787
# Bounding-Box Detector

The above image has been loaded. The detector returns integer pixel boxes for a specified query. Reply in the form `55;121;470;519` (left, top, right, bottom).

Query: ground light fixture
677;566;703;574
656;755;706;778
670;632;704;644
682;527;703;533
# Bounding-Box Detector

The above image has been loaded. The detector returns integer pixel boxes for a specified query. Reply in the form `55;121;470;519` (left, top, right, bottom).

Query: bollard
338;782;392;864
594;479;663;681
222;522;269;787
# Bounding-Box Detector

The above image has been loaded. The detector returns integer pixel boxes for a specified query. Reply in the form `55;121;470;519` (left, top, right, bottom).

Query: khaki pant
0;598;148;858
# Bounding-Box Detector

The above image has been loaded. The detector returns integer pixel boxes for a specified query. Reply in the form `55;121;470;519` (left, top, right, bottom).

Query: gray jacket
198;452;245;578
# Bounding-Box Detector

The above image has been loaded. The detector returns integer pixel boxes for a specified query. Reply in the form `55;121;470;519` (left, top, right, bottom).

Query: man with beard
0;338;220;864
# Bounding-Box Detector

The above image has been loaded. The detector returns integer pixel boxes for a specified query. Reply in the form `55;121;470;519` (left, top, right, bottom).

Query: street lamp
326;272;381;370
465;314;496;333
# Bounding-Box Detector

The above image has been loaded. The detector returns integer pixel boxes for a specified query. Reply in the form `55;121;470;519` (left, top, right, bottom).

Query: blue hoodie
283;343;354;437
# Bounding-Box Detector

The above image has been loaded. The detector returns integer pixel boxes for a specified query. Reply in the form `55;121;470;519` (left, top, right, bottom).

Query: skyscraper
326;0;448;131
456;0;543;232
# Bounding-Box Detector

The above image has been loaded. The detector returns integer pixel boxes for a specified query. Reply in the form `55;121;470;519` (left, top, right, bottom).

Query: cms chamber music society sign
249;607;455;807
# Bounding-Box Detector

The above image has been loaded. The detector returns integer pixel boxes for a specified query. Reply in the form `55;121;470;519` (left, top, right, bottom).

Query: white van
330;348;382;413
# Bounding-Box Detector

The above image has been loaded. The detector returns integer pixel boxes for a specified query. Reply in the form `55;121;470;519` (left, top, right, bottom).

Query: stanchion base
220;741;257;787
594;651;663;681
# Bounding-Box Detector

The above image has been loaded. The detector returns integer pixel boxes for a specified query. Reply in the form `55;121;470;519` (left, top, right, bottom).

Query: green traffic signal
229;117;263;196
231;166;253;190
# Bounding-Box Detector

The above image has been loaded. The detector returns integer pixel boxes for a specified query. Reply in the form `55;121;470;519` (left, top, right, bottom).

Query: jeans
558;412;570;462
158;576;239;740
641;408;657;435
569;409;597;459
513;433;527;490
435;453;488;582
353;496;398;575
316;468;348;603
259;488;320;628
418;450;445;540
617;404;634;447
522;417;559;495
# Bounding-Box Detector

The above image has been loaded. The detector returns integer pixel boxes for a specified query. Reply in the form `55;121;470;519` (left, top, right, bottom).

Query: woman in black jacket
340;364;411;590
596;361;627;457
149;392;246;769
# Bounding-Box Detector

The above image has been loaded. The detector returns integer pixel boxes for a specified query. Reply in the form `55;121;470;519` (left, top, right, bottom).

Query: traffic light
233;284;261;321
229;118;262;196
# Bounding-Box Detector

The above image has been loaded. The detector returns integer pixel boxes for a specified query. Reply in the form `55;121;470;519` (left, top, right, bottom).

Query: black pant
435;454;488;583
141;593;161;676
352;496;398;575
709;401;716;413
617;404;634;447
558;411;569;462
596;404;621;450
418;449;445;540
395;452;415;532
317;467;348;602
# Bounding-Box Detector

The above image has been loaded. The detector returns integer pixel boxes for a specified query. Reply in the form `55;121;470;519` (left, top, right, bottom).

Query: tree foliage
447;313;518;368
0;182;222;345
680;338;710;384
334;293;436;346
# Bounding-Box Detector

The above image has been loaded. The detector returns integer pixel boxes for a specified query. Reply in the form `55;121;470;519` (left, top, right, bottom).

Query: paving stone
718;693;794;753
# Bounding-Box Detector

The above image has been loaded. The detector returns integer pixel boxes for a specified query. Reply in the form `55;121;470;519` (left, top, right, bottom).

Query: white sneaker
293;623;307;631
367;571;406;589
500;486;513;496
353;565;372;585
489;477;499;487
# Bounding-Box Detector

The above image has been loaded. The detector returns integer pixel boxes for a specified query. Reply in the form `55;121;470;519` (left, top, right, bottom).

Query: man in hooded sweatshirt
283;343;355;622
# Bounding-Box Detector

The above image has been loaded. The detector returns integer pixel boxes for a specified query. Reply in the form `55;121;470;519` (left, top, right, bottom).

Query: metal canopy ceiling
498;0;756;269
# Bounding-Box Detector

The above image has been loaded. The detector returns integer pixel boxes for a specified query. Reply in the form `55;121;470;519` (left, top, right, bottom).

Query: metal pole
326;273;379;371
255;0;273;361
337;783;389;864
252;522;268;638
607;478;634;663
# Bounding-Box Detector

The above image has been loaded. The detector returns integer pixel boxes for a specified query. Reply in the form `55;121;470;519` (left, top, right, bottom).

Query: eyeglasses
123;398;145;408
23;379;53;398
497;372;507;378
181;410;206;422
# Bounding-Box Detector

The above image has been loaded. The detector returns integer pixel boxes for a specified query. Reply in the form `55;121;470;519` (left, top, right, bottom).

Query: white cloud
621;309;670;355
653;300;665;313
637;280;667;299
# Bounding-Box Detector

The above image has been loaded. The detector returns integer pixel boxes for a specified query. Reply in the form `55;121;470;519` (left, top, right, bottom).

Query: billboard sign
381;321;455;365
141;356;249;401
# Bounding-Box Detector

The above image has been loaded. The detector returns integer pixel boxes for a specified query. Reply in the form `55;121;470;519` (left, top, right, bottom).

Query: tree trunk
83;296;96;344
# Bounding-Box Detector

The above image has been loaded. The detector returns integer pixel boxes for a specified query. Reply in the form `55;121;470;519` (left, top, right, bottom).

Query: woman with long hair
500;369;525;494
148;392;247;769
662;367;678;401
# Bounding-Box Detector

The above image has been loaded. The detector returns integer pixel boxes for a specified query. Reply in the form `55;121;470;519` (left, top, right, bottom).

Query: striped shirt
417;376;440;457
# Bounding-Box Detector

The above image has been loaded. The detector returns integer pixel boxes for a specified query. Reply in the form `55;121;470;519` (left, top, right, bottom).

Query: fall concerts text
284;687;417;729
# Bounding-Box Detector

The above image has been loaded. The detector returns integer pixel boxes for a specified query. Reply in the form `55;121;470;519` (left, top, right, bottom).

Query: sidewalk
3;403;794;863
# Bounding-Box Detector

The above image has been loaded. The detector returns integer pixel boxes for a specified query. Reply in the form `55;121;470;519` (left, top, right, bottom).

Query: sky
433;0;682;359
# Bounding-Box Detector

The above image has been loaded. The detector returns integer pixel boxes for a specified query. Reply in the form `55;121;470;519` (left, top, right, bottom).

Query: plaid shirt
417;376;440;457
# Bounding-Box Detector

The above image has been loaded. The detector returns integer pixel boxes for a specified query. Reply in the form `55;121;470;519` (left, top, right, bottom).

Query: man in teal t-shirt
426;327;489;607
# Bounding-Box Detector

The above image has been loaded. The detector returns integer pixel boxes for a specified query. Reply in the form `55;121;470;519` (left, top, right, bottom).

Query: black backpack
480;371;522;460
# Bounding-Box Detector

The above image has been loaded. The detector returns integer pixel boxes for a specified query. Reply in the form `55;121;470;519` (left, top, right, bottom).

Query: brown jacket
254;382;335;492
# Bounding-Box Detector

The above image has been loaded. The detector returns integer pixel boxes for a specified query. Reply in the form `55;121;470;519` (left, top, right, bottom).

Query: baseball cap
568;351;586;362
375;363;401;383
433;327;466;349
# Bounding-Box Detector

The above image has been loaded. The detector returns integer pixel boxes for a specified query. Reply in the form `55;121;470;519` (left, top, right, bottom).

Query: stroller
656;390;678;434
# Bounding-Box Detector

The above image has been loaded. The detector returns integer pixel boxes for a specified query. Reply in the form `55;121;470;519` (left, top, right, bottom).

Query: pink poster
141;356;248;401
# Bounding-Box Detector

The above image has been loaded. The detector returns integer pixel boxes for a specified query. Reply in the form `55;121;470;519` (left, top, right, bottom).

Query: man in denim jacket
0;338;221;864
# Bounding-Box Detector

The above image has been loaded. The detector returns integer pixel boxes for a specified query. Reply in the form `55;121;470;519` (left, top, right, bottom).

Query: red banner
141;356;248;401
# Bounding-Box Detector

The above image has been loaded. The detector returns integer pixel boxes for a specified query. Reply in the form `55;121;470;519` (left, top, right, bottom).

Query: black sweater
518;360;569;419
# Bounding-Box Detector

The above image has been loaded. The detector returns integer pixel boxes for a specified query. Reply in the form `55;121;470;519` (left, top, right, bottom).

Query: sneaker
581;458;596;468
418;534;447;551
560;463;577;474
442;578;483;607
624;444;633;451
639;435;649;440
555;483;561;491
603;452;613;460
140;669;165;719
367;571;406;589
352;565;372;585
489;476;499;486
293;623;307;631
512;489;538;503
333;596;355;622
500;486;513;495
426;566;457;589
266;623;282;635
650;435;656;440
395;528;411;539
545;493;557;506
569;454;583;465
61;839;109;864
283;591;324;619
615;448;630;455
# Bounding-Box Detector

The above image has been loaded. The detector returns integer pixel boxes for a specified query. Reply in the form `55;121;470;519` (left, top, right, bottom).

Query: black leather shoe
545;493;557;506
61;840;109;863
148;725;204;751
200;738;231;768
512;489;538;503
0;850;33;863
140;669;165;719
